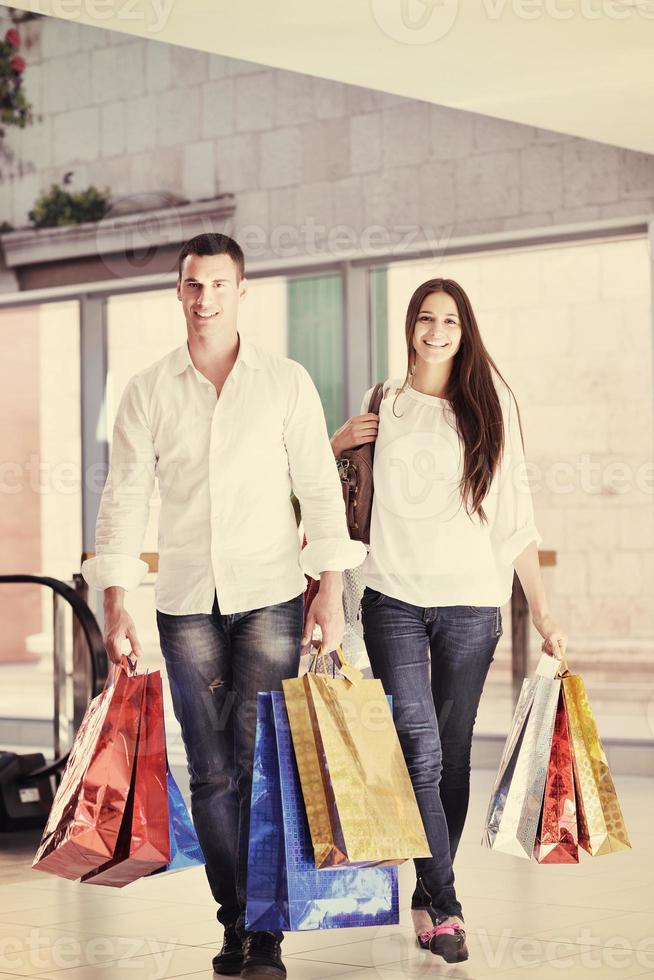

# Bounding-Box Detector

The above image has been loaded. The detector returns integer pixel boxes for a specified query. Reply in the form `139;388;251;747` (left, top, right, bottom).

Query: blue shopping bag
150;768;204;875
245;691;399;932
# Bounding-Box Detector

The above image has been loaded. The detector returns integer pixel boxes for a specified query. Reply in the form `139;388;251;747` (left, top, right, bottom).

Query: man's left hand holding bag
103;585;144;665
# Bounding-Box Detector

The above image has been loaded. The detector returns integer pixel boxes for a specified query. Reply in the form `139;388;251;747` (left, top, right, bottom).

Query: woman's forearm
513;540;567;657
513;540;549;621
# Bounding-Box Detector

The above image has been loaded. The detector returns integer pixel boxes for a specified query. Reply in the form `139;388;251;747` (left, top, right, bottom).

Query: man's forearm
303;570;344;651
318;570;343;592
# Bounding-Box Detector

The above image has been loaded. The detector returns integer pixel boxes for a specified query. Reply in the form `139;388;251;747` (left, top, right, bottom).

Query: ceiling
3;0;654;153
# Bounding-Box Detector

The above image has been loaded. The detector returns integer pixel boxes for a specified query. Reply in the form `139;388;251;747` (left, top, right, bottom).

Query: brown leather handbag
337;383;384;544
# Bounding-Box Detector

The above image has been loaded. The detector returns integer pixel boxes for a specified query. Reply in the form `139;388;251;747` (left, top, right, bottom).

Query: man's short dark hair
177;233;245;281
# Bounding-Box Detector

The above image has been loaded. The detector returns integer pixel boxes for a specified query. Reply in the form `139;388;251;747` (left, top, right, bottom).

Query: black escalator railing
0;574;108;779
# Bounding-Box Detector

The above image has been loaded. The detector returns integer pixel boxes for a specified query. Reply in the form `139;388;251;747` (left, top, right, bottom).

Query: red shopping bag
534;688;579;864
81;671;170;887
32;658;145;880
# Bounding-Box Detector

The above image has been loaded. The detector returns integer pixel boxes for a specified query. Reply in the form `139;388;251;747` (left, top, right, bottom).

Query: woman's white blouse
361;378;541;608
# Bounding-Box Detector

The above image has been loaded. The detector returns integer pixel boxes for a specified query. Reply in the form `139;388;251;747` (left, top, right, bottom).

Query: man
82;233;365;980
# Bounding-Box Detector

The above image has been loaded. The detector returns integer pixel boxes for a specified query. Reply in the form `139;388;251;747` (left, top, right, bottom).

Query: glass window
370;265;389;385
0;300;81;730
287;272;344;436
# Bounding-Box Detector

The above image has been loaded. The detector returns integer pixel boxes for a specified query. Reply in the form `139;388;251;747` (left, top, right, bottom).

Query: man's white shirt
82;338;365;614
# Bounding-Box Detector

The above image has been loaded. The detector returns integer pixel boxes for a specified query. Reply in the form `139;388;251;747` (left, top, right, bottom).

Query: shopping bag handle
307;646;338;678
537;641;570;680
103;653;138;690
556;640;570;676
310;645;363;687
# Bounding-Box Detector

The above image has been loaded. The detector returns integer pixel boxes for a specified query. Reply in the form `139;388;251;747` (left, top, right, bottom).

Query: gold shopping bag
482;654;562;859
282;648;430;869
563;673;631;856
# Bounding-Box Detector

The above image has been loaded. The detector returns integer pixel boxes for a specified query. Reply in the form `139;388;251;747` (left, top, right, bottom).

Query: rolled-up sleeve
284;364;366;578
81;378;155;592
491;391;542;567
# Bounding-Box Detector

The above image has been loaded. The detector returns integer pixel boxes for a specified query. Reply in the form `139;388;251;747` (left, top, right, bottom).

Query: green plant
0;27;33;136
28;183;111;228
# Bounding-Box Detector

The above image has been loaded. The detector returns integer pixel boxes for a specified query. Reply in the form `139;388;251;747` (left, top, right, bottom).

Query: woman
331;278;566;964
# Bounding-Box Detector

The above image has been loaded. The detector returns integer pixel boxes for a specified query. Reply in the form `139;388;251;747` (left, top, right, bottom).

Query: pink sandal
417;920;468;963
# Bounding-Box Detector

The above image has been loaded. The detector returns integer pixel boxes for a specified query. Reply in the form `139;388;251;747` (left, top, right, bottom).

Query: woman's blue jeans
157;592;304;936
361;589;502;921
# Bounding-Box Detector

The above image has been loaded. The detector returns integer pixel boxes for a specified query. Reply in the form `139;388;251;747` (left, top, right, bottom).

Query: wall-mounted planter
0;194;236;289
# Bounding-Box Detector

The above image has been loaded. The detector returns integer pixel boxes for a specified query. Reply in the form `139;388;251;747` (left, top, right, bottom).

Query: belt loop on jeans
495;606;500;635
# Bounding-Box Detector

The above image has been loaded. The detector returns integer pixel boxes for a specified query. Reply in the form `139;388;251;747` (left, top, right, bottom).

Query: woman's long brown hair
394;278;520;523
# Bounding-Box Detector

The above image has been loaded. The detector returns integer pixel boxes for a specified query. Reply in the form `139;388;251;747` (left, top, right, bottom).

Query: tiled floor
1;769;653;980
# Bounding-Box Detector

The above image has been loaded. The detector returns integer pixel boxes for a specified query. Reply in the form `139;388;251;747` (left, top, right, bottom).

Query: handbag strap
368;382;384;415
368;382;384;464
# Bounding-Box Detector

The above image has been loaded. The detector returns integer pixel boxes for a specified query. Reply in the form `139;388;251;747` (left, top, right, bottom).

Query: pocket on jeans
466;605;498;618
361;587;385;610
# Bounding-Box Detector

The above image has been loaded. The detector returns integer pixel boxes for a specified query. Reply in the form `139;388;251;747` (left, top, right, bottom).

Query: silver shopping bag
482;655;561;859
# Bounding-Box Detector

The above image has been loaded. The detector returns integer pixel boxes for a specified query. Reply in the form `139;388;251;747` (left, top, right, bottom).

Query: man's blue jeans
157;592;304;934
361;589;502;921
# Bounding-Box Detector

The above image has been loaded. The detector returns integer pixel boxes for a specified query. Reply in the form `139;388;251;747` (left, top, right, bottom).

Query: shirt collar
169;334;261;377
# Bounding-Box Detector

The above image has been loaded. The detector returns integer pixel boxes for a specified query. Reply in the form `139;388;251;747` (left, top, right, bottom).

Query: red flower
9;54;25;73
5;28;20;49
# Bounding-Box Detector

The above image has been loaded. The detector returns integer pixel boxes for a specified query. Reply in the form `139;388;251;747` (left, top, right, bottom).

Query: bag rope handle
309;644;364;686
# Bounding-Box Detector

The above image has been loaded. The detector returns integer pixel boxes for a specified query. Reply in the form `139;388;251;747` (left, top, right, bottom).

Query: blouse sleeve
490;389;542;566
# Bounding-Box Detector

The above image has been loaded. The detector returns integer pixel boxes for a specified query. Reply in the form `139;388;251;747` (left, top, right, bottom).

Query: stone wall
1;14;653;255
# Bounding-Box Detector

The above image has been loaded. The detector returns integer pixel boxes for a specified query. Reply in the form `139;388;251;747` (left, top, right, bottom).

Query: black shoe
428;920;468;964
212;924;244;975
240;931;286;980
